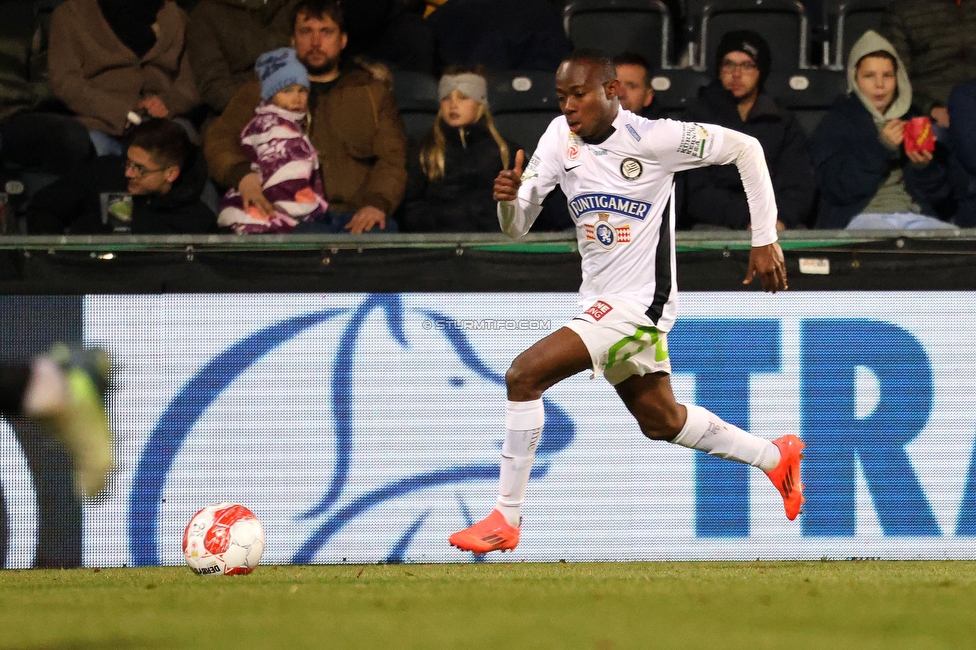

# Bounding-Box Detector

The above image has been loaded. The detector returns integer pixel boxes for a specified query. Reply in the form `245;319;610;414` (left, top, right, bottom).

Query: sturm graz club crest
585;213;631;250
620;157;642;180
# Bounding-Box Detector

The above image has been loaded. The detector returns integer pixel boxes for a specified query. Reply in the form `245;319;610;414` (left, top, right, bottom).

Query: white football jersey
499;108;778;333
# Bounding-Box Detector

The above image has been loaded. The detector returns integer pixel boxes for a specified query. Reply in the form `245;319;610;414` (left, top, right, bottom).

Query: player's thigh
507;326;592;395
614;371;686;440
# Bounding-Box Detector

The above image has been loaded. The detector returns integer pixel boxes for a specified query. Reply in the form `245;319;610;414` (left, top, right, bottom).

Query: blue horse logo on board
129;294;576;565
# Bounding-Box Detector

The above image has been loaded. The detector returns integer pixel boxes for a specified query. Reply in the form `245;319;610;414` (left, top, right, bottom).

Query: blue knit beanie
255;47;309;101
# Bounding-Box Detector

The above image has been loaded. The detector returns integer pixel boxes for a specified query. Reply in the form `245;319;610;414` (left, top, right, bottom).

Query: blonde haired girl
401;67;518;232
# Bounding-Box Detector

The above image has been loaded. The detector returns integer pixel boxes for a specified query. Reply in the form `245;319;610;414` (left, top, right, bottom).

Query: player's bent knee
505;358;543;401
639;423;677;441
635;407;685;441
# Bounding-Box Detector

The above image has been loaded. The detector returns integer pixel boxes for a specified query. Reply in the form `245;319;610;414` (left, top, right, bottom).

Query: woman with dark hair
810;30;956;229
400;67;518;232
48;0;199;156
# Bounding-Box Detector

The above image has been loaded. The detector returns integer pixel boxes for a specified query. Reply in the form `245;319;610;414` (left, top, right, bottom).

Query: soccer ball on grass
182;503;265;575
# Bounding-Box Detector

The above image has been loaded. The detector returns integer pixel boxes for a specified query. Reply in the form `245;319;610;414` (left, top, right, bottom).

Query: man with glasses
26;119;217;234
679;30;816;231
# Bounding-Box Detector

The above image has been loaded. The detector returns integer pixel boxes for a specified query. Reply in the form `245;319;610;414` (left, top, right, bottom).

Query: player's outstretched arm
744;241;788;293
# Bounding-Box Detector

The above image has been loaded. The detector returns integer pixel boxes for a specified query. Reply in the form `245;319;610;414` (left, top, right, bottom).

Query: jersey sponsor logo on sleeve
620;158;643;180
583;300;614;321
584;213;631;250
625;124;641;142
568;192;652;221
521;153;541;181
677;122;710;158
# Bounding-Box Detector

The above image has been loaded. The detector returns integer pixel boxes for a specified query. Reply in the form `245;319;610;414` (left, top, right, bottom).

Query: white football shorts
564;298;671;385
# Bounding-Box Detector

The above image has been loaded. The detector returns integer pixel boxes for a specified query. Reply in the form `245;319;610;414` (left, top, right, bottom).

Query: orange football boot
764;435;806;520
449;509;520;553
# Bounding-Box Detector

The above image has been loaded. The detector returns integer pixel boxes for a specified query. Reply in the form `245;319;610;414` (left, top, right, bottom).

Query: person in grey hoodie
809;30;956;229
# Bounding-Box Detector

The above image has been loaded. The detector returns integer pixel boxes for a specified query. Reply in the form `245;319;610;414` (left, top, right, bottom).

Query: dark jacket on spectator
187;0;297;114
48;0;199;136
0;0;47;119
948;77;976;226
641;97;667;121
205;61;408;218
26;148;216;234
809;93;955;228
427;0;570;71
881;0;976;114
402;121;517;232
681;80;816;229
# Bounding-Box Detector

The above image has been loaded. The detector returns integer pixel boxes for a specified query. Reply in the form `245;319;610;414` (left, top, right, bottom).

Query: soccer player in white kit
449;50;803;555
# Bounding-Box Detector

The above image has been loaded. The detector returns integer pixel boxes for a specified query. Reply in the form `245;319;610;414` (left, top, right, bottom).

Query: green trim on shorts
605;326;669;371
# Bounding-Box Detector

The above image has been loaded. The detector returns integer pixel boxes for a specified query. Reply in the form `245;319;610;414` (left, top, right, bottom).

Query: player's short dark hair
562;49;616;84
612;52;652;85
124;119;191;170
292;0;345;33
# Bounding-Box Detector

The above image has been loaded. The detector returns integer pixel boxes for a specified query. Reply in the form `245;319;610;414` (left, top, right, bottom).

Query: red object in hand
904;116;935;153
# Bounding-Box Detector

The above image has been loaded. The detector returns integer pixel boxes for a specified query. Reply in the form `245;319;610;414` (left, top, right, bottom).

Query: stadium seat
688;0;810;72
488;71;561;156
649;68;711;117
765;67;848;135
563;0;674;71
392;70;440;145
826;0;894;70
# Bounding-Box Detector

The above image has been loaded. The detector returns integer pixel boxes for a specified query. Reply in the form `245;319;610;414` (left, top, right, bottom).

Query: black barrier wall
1;232;976;293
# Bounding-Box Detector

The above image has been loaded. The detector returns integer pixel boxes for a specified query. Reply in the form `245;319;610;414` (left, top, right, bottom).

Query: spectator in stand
881;1;976;131
810;30;956;230
48;0;199;157
341;0;435;74
945;78;976;226
681;31;815;230
401;67;517;232
427;0;570;72
205;0;408;234
0;0;93;187
612;52;665;120
27;119;216;235
187;0;298;116
218;48;328;234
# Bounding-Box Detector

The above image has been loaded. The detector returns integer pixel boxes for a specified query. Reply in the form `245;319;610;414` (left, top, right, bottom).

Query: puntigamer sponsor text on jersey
568;193;653;221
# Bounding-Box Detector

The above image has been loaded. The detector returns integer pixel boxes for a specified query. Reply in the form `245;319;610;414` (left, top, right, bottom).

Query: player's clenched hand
493;149;525;202
744;242;788;293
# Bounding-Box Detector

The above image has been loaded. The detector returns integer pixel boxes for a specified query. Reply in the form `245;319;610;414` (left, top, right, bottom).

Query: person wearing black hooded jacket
26;119;216;235
680;30;816;230
401;68;519;232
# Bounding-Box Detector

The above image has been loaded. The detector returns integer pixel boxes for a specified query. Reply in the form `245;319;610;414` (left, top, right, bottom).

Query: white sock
495;399;544;527
22;357;68;418
670;404;780;471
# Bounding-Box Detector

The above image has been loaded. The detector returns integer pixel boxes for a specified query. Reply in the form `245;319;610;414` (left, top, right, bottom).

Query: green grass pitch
2;561;975;649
